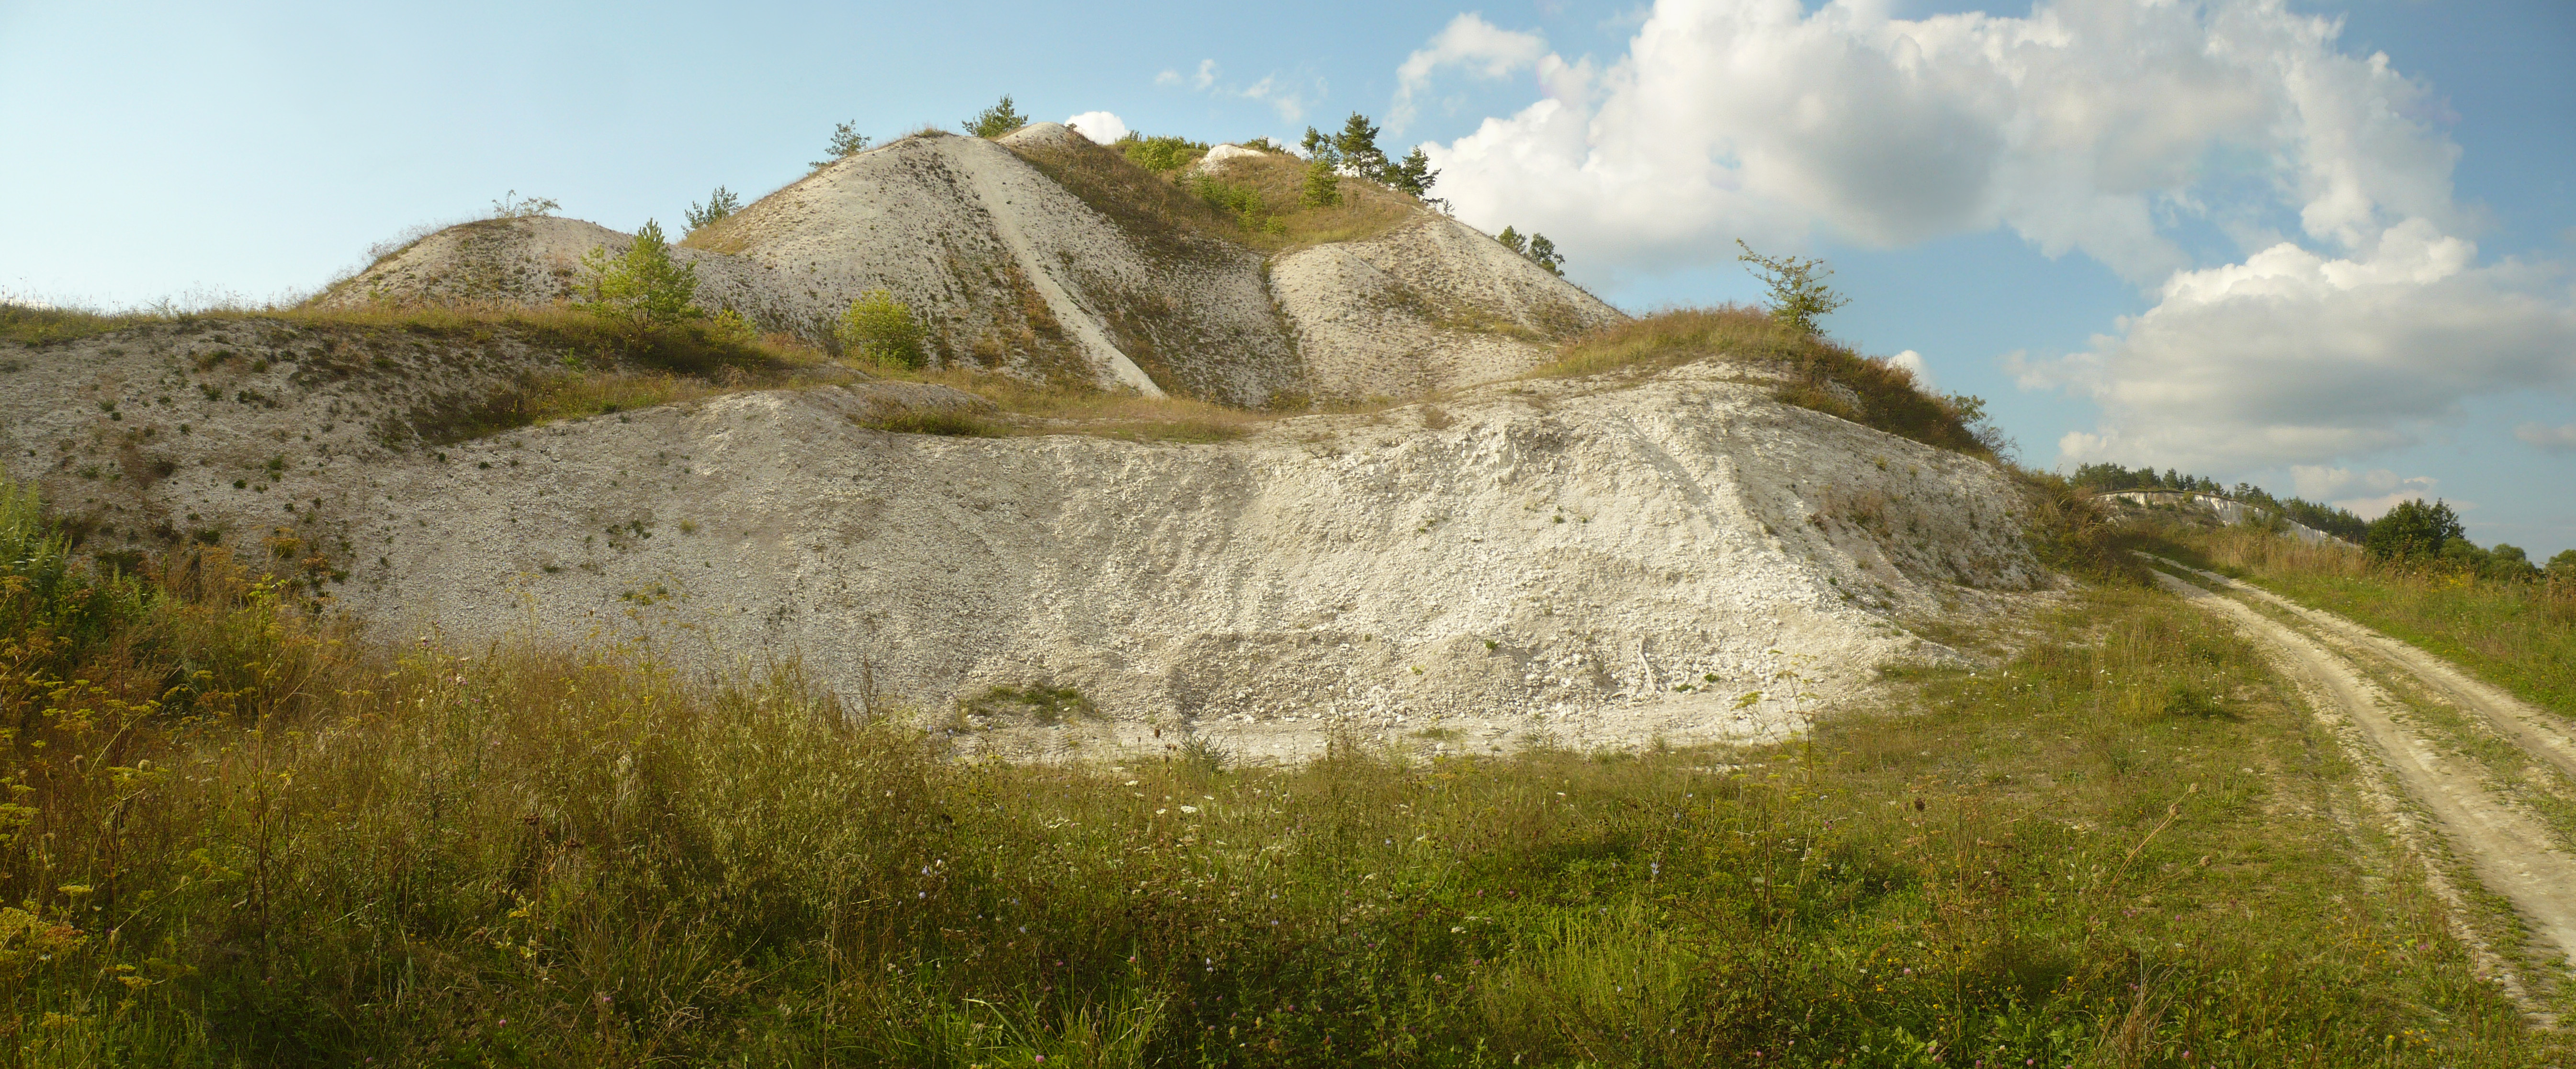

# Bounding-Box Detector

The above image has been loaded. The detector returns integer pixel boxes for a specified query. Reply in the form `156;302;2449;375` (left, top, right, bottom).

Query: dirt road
2142;556;2576;982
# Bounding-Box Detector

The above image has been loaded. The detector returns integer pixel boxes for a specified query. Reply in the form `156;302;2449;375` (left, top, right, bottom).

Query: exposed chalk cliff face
311;127;1621;407
2;321;2042;762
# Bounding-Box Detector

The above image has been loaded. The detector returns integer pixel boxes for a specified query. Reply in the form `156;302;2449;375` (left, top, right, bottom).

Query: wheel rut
2141;556;2576;981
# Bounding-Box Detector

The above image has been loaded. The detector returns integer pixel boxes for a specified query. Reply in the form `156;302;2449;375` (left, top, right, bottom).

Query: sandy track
2156;557;2576;780
2145;558;2576;974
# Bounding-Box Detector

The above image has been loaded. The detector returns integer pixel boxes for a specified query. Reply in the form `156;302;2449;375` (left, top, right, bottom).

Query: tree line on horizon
2073;462;2572;580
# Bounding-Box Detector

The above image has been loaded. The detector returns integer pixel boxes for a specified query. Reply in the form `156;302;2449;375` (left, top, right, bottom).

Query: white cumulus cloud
1391;14;1551;133
1064;112;1129;144
1402;0;2576;474
2030;220;2576;469
2288;466;2440;518
1887;350;1933;391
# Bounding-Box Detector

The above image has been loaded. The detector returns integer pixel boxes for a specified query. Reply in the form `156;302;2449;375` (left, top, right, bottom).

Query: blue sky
3;0;2571;553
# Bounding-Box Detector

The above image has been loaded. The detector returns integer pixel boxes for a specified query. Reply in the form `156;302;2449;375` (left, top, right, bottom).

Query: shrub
1299;158;1340;208
837;290;927;369
684;186;741;233
964;94;1029;138
1186;174;1280;234
2551;549;2576;581
812;120;873;168
487;189;559;218
573;220;703;334
1117;133;1209;173
2363;498;2463;561
1736;240;1850;336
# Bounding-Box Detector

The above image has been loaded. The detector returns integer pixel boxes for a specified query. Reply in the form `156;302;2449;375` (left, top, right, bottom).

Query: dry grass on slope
1006;139;1423;255
1538;306;2000;459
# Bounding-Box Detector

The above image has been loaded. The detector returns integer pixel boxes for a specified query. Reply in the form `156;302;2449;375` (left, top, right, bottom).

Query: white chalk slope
2;323;2044;761
316;125;1622;406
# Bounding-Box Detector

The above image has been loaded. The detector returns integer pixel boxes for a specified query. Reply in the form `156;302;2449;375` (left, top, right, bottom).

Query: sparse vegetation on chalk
1005;130;1418;251
1;484;2558;1065
1537;305;1999;459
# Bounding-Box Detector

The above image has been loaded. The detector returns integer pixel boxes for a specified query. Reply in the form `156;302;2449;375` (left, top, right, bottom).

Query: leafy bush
812;120;873;168
837;289;927;369
1117;133;1209;173
1299;157;1340;207
2552;549;2576;581
573;220;703;334
1736;240;1850;336
2364;498;2463;561
683;185;741;233
963;94;1029;138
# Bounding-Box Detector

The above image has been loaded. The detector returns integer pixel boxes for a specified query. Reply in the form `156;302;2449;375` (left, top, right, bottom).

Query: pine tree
1333;113;1386;179
1387;147;1439;197
811;122;872;168
964;95;1029;138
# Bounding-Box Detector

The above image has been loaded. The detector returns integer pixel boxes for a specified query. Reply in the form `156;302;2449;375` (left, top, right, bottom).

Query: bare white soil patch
1269;215;1622;399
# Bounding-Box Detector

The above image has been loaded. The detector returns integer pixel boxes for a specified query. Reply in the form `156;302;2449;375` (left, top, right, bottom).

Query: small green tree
1300;158;1341;208
684;186;741;234
1299;126;1339;170
2363;498;2463;561
1495;227;1564;275
1736;240;1850;336
1387;147;1439;197
963;95;1029;138
1333;113;1386;179
575;220;702;333
837;290;926;369
2547;548;2576;581
811;121;872;168
1525;233;1564;276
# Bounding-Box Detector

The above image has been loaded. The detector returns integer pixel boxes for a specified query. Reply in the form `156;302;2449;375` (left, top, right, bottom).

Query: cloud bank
1409;0;2576;472
1064;111;1129;144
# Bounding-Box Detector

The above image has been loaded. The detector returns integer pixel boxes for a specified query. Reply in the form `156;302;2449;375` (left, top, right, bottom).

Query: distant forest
2070;462;2370;543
